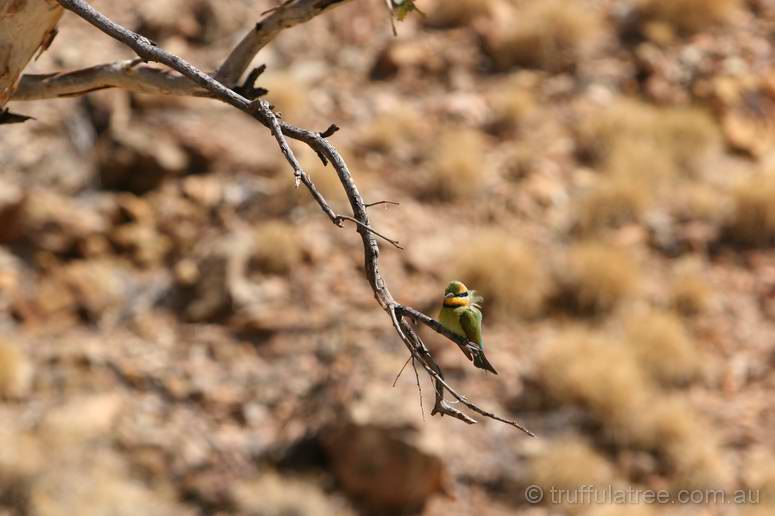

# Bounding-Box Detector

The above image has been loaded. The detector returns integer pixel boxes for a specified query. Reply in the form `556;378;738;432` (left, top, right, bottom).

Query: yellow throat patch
443;297;469;307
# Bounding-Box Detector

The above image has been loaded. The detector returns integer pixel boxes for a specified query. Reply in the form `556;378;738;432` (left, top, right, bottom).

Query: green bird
438;280;498;375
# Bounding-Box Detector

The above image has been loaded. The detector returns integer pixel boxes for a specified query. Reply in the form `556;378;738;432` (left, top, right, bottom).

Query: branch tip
320;123;340;138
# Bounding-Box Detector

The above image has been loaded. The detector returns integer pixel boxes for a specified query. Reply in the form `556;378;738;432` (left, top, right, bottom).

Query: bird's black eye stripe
457;291;469;297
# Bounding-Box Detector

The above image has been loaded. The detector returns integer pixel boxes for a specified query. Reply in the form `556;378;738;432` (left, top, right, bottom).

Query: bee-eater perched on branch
439;280;498;375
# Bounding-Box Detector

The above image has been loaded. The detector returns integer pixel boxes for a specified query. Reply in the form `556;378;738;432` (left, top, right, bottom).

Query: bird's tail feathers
473;352;498;375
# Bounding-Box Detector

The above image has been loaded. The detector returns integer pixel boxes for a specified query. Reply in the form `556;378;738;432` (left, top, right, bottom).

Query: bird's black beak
444;292;455;299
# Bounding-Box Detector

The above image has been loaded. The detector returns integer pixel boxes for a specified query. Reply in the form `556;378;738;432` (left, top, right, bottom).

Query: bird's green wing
459;308;483;347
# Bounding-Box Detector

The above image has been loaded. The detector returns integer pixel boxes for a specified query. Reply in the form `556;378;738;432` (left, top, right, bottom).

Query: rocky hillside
1;0;775;515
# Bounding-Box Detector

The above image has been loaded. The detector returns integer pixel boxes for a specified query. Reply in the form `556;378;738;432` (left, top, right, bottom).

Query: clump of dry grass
0;341;31;399
487;74;537;133
744;448;775;503
231;472;355;516
537;329;653;435
536;329;732;486
725;171;775;246
426;0;496;28
260;72;308;119
529;437;614;498
576;174;652;233
454;232;550;318
484;0;603;72
670;182;730;225
252;221;303;275
641;397;732;490
621;310;704;386
421;129;491;201
636;0;741;35
669;265;713;315
576;100;719;179
554;241;639;316
358;109;424;154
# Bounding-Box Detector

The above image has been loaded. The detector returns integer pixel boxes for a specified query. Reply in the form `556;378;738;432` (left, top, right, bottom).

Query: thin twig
336;215;403;249
392;355;412;387
412;357;425;421
319;123;340;138
365;200;400;208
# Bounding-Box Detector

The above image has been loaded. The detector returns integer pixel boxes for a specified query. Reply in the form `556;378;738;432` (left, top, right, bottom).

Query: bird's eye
458;291;469;297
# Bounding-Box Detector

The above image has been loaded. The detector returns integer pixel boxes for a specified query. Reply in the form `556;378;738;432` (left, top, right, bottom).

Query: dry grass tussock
252;221;304;275
231;472;355;516
576;99;719;179
744;447;775;503
0;341;31;399
636;0;742;35
484;0;603;72
529;437;615;498
486;73;538;133
536;329;731;488
621;309;704;386
422;129;492;201
669;263;713;315
670;182;730;225
641;397;732;489
260;71;308;120
725;170;775;246
358;109;425;154
453;232;550;318
554;241;639;315
537;329;653;435
576;173;652;233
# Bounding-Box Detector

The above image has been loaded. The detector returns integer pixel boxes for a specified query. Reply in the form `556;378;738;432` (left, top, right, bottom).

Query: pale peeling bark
0;0;63;108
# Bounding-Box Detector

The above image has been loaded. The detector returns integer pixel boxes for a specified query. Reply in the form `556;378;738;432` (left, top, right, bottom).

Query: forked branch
12;0;355;101
52;0;532;435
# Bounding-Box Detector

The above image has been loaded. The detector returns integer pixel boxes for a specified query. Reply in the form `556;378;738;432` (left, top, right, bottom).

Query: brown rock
96;128;189;194
17;190;108;255
0;179;26;243
321;422;450;513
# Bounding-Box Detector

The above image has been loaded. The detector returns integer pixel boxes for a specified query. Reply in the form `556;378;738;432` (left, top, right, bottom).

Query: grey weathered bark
0;0;63;108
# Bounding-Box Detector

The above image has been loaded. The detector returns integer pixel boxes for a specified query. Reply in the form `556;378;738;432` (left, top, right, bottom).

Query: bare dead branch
13;60;207;100
214;0;356;86
54;0;533;435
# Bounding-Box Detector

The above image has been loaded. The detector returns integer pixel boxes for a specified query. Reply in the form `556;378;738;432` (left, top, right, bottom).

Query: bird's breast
439;306;466;337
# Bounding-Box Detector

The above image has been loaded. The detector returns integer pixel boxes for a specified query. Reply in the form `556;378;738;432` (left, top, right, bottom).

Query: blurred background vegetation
1;0;775;515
